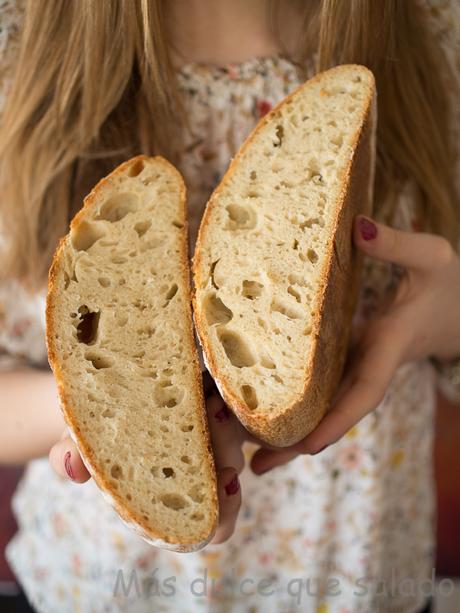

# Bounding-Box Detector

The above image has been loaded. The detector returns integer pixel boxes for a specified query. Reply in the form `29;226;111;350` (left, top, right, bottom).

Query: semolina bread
193;65;377;447
46;156;218;551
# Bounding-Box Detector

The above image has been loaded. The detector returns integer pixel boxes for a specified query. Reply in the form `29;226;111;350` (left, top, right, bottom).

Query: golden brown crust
192;65;377;447
46;156;218;551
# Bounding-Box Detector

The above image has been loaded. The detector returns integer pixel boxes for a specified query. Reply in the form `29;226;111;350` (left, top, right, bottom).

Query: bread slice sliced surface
47;156;218;551
193;65;377;447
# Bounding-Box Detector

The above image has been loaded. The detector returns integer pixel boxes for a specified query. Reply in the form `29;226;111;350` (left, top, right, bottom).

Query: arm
0;367;65;464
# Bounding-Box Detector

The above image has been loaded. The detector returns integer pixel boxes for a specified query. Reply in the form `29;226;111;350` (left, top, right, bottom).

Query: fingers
49;431;91;483
251;446;298;475
354;215;453;273
205;392;244;544
211;467;241;544
206;393;245;474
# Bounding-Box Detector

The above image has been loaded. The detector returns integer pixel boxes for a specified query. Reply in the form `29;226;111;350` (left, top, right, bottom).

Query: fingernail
64;451;75;481
311;445;328;455
215;405;231;423
358;217;377;241
225;473;240;496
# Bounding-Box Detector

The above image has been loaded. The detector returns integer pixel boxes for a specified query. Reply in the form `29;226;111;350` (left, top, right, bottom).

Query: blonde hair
0;0;458;289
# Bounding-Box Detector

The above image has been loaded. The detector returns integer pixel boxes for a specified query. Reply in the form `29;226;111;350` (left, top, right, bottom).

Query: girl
1;0;460;611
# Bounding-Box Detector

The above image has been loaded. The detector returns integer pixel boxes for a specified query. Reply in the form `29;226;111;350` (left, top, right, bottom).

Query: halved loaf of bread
193;65;377;447
47;156;218;551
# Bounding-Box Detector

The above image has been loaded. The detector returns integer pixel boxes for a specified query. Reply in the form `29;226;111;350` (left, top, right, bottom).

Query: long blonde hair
0;0;458;289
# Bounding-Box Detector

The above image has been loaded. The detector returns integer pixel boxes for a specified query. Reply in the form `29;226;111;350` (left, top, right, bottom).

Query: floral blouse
2;1;460;612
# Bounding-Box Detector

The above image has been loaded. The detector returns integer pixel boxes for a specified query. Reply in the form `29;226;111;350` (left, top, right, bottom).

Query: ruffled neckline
176;53;311;83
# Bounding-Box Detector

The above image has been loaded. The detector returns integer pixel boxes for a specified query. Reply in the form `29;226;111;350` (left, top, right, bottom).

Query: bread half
47;156;218;551
193;65;377;447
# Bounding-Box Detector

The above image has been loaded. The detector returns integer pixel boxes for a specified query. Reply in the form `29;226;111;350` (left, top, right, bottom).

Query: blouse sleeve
423;0;460;403
0;0;48;371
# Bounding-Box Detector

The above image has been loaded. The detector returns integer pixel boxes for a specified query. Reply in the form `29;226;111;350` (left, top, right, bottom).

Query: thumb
353;215;453;273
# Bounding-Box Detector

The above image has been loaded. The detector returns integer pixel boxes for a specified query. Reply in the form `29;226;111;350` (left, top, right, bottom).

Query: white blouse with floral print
1;1;460;612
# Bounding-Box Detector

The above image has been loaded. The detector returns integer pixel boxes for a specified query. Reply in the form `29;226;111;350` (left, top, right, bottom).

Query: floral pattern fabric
1;0;459;611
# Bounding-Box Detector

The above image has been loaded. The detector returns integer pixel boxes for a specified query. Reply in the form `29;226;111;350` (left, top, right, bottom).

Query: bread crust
46;155;218;551
193;65;377;447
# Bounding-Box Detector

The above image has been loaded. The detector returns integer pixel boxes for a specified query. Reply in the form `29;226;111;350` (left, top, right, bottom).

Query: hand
251;215;460;474
49;372;246;544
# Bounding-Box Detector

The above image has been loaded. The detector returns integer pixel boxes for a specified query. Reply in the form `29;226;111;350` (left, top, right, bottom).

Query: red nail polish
225;474;240;496
358;217;377;241
64;451;75;481
215;405;231;423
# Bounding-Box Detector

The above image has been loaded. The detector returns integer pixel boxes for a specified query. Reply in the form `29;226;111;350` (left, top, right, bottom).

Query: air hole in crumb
111;254;128;265
188;485;204;503
218;330;256;368
162;284;178;307
273;124;284;147
181;424;194;432
134;220;151;237
84;352;114;370
181;455;191;464
191;512;204;521
70;220;105;252
331;134;344;147
127;159;145;177
241;384;258;410
205;294;233;325
250;170;257;180
287;286;301;303
160;494;188;510
154;385;183;408
312;174;325;185
75;306;100;345
210;260;220;289
288;274;309;287
117;314;128;327
139;235;165;252
98;277;111;288
162;467;175;479
225;204;257;230
242;280;263;300
271;300;303;320
300;217;323;231
137;326;155;339
307;248;318;264
97;192;139;222
111;465;123;479
102;409;115;418
172;220;184;229
126;494;132;501
260;354;276;369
